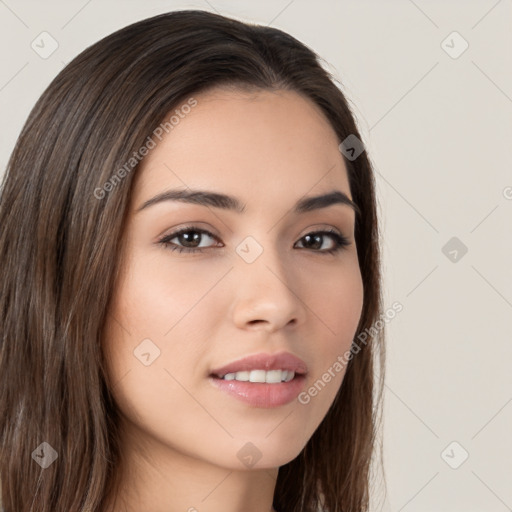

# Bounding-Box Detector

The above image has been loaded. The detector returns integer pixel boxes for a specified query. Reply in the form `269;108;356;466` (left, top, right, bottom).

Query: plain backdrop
0;1;511;511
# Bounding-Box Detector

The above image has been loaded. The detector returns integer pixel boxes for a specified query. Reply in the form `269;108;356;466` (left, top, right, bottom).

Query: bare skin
102;87;364;512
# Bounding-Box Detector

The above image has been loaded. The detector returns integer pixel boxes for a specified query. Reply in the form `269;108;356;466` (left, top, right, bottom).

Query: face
103;87;364;470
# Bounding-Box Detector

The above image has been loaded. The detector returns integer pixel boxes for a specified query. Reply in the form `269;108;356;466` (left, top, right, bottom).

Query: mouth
208;352;308;407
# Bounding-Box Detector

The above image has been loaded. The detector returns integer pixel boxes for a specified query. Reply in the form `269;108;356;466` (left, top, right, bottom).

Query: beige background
1;1;511;511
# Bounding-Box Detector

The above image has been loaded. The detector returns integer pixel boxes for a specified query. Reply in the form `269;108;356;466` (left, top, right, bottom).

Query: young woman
0;10;385;512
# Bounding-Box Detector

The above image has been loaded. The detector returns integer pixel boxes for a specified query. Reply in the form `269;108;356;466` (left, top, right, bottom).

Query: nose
230;243;306;333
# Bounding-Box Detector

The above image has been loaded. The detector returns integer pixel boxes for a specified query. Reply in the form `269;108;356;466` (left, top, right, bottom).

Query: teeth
221;369;295;383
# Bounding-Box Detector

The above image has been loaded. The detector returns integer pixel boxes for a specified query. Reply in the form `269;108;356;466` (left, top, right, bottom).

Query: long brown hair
0;10;385;512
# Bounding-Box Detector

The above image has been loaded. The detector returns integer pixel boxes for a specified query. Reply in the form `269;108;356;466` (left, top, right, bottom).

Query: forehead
132;87;352;208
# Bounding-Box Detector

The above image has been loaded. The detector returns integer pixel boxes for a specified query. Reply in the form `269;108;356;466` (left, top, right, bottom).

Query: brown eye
294;230;350;254
158;228;221;253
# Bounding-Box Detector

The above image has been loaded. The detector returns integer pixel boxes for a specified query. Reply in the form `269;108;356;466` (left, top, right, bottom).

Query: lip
208;374;307;408
210;351;308;378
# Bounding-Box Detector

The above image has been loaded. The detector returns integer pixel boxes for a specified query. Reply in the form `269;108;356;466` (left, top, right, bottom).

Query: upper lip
210;352;308;378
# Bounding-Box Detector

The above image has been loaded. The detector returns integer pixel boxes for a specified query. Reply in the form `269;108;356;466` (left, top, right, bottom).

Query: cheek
310;258;364;344
116;252;230;338
102;252;230;394
300;261;364;400
101;267;213;442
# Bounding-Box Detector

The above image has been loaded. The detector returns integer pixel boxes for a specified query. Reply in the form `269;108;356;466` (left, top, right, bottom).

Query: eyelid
156;221;220;240
297;223;349;239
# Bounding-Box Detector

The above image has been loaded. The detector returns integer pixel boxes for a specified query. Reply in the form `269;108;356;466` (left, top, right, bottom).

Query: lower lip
208;375;307;408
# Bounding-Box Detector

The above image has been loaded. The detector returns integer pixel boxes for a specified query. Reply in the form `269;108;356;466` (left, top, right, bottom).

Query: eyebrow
136;188;361;216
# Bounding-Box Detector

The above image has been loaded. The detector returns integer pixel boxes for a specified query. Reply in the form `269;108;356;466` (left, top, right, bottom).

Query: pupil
180;232;200;247
304;234;322;250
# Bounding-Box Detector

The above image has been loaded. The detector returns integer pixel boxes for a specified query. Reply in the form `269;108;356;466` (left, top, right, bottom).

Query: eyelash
157;226;351;255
